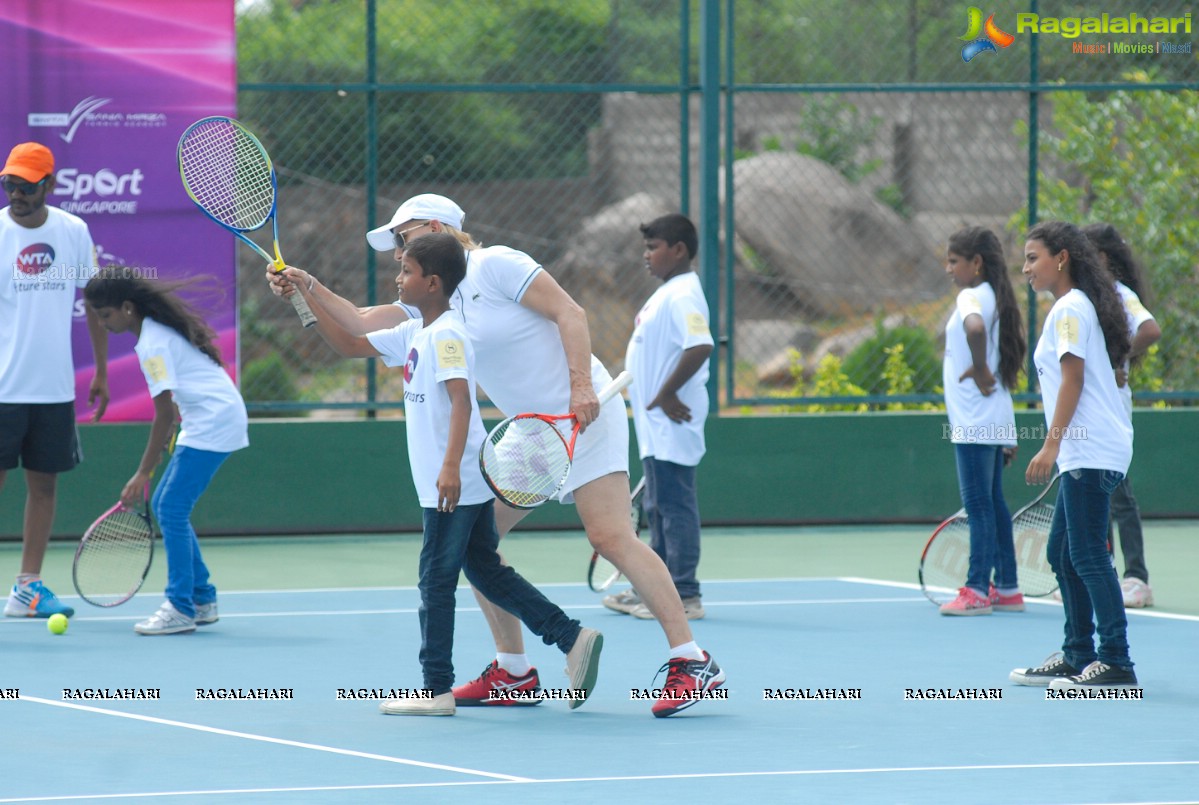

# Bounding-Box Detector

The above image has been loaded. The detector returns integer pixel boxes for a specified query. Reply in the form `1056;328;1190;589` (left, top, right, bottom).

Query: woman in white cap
270;194;723;717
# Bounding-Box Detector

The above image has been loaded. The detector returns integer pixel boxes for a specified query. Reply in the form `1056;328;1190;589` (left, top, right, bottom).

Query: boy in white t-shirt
1;142;109;619
607;214;713;622
294;233;602;716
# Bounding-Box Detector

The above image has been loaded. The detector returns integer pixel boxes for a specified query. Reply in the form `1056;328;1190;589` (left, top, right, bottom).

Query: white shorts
557;360;630;504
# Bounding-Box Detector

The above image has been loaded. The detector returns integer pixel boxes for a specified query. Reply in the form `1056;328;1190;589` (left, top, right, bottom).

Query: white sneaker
564;627;603;709
1121;578;1154;608
195;601;219;625
601;588;641;614
630;596;706;621
379;691;455;716
134;601;196;635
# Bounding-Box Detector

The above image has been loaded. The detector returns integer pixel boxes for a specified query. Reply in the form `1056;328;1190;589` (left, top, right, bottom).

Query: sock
496;653;532;677
668;641;704;662
997;587;1019;597
968;586;989;599
16;574;39;587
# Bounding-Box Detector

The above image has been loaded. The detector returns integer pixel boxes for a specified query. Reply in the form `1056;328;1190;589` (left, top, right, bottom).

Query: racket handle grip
289;289;318;328
597;371;633;404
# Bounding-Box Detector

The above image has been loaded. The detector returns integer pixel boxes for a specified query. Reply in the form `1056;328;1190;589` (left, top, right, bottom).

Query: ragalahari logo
960;7;1015;62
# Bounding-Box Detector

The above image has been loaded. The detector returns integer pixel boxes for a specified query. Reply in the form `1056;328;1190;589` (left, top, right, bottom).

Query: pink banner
0;0;237;421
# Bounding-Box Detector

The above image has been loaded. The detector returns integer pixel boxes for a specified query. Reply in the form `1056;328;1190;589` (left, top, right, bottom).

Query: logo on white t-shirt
14;244;55;275
404;348;419;382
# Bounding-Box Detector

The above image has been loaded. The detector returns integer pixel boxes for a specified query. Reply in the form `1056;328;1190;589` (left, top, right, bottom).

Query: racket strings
1012;503;1058;597
75;509;153;605
179;121;274;229
480;418;571;508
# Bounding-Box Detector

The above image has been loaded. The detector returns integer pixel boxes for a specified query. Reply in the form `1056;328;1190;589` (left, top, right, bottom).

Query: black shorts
0;402;82;474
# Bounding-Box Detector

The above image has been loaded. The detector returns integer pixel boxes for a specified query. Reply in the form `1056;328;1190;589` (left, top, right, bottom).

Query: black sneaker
1009;652;1080;686
1049;661;1138;689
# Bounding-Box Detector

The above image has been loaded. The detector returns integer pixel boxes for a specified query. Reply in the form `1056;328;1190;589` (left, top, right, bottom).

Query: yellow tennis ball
47;614;69;635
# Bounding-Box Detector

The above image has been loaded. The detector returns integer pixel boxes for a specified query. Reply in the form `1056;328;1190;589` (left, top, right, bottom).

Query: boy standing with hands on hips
606;214;713;622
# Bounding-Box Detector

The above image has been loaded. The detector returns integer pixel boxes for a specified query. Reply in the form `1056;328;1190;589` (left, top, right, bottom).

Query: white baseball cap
366;194;466;251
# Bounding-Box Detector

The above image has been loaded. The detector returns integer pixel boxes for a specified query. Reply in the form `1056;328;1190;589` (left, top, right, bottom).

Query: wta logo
14;244;55;275
960;7;1015;62
404;348;419;383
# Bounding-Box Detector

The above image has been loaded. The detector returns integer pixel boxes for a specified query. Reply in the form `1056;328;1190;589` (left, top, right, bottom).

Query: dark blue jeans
642;457;702;599
418;499;581;695
1047;468;1133;670
152;446;228;619
953;444;1016;594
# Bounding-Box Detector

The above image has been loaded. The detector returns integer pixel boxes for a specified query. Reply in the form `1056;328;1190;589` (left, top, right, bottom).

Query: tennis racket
918;508;969;605
72;485;155;608
480;371;633;509
587;476;647;592
177;116;316;327
918;475;1061;605
1009;474;1060;598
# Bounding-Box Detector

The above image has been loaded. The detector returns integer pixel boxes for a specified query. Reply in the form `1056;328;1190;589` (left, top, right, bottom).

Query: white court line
3;759;1197;802
14;696;531;784
839;577;1199;622
31;596;927;624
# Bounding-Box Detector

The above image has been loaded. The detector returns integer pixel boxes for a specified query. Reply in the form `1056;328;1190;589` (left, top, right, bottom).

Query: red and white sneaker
989;585;1026;612
452;661;542;706
939;587;992;616
651;651;725;718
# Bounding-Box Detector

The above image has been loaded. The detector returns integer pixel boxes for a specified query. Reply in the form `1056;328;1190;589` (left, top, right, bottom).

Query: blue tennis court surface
3;578;1196;804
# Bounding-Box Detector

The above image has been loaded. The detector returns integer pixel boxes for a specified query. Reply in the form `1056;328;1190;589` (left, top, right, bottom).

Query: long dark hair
1082;222;1150;305
84;268;223;366
947;226;1025;390
1026;221;1130;369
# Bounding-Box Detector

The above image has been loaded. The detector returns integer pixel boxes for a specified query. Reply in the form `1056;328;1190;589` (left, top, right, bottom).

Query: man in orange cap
1;142;109;619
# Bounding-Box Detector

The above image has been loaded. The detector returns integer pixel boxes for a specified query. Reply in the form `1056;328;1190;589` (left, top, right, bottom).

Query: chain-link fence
235;0;1199;415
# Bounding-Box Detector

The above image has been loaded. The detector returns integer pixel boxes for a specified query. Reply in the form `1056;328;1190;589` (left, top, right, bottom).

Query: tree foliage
1012;72;1199;393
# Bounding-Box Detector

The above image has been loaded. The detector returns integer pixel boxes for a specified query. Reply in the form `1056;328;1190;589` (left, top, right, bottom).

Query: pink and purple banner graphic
0;0;237;421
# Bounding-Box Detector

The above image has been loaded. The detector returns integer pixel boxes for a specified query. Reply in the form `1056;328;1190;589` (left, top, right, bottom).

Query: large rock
732;152;943;316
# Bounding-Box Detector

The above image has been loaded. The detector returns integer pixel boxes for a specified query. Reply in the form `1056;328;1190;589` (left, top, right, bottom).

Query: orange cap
2;142;55;183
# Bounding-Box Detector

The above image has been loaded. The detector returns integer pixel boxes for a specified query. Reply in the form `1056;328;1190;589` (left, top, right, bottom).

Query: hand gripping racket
73;485;155;608
177;116;316;327
918;474;1060;605
588;476;647;592
480;371;633;509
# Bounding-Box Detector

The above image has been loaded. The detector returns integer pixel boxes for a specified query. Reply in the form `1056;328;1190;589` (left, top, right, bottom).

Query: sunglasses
1;176;49;195
393;222;428;249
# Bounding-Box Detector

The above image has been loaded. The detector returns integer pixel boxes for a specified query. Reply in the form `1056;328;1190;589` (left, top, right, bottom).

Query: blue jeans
419;500;581;695
642;457;702;599
152;446;228;619
1047;468;1133;670
953;444;1016;593
1108;477;1148;582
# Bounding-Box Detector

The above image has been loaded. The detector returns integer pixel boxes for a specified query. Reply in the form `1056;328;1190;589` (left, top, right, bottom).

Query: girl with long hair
84;268;248;635
1082;223;1161;607
1011;221;1137;690
938;226;1026;616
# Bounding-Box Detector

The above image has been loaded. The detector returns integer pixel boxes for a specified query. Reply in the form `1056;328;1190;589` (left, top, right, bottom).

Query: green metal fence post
699;0;721;415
